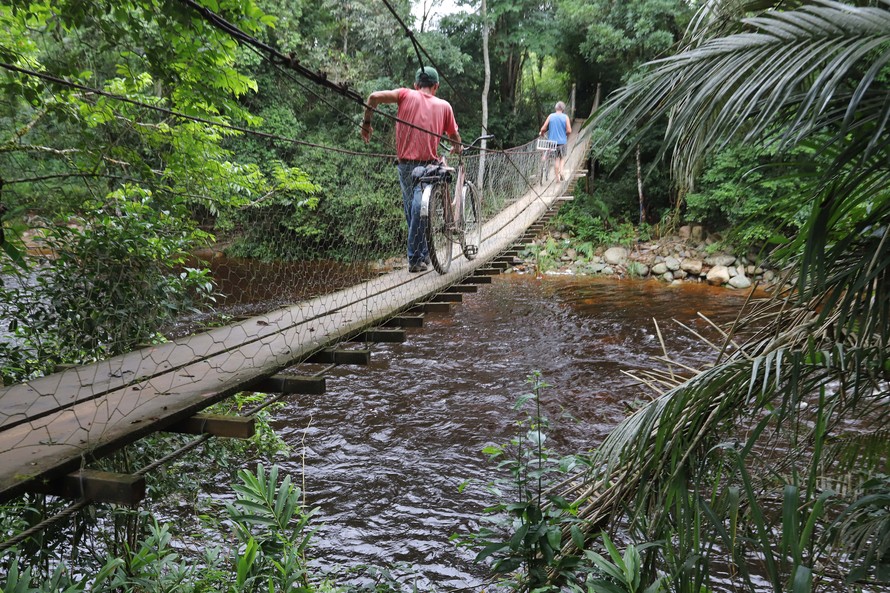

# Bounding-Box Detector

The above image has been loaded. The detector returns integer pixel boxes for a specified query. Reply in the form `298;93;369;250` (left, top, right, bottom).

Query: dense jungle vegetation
1;0;889;592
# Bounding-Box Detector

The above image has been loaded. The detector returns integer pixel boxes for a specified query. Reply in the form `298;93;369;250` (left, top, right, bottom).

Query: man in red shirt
361;67;462;272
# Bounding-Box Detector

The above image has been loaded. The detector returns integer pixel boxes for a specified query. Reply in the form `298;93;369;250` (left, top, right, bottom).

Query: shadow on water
244;274;758;587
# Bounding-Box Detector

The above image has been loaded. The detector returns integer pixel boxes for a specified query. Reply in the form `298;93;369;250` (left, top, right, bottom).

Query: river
244;273;756;588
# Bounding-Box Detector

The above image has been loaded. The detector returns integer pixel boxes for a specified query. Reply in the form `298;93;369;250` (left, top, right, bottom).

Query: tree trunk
636;144;646;224
477;0;491;189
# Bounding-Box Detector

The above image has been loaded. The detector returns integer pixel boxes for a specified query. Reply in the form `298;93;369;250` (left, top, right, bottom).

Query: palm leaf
592;0;890;188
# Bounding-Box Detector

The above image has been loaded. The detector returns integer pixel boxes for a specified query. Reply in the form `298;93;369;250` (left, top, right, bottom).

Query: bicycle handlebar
440;133;495;157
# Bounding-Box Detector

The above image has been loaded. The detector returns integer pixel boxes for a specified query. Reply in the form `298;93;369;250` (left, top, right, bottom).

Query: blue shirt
547;112;568;145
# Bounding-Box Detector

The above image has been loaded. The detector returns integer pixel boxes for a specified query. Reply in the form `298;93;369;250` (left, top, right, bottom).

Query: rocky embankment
509;224;784;290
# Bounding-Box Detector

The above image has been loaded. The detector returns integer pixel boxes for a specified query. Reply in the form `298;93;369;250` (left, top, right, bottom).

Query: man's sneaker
409;262;428;273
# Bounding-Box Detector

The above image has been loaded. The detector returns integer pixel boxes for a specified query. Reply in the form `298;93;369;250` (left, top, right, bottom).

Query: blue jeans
397;163;428;266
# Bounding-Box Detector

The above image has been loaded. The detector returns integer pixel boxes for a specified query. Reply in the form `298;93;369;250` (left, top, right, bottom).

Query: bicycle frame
419;134;493;274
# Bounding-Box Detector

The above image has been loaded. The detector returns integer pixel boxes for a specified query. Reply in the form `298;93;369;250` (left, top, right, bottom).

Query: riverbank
508;223;785;291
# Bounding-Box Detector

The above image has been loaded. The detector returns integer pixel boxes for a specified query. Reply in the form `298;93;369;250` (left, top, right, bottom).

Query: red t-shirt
395;88;459;162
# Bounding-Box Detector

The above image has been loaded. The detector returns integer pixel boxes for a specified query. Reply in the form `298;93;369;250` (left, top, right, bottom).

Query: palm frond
593;0;890;188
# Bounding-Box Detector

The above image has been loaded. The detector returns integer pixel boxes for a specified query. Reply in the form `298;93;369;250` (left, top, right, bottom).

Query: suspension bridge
0;124;592;507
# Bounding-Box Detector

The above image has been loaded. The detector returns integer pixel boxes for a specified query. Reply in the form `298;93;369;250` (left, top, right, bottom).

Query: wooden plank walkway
0;131;591;502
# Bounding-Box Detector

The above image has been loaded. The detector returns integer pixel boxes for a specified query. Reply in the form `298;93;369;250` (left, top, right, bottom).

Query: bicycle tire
461;180;482;260
426;182;453;274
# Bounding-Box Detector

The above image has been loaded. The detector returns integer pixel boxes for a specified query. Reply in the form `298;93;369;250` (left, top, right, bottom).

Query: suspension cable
0;62;392;159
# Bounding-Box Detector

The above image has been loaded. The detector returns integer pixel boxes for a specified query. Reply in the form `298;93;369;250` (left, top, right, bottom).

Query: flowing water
251;273;757;588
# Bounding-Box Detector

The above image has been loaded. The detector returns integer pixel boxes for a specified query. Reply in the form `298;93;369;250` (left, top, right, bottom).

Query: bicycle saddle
412;164;452;185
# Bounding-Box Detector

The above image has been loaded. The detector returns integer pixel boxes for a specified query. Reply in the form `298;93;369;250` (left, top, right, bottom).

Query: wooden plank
353;328;406;343
444;284;477;293
249;375;326;395
408;302;451;313
475;267;502;276
462;275;493;284
37;470;146;505
382;314;424;328
430;293;463;303
167;413;255;438
304;349;371;365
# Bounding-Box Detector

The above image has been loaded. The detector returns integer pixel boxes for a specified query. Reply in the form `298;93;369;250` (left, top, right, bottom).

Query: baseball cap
415;66;439;86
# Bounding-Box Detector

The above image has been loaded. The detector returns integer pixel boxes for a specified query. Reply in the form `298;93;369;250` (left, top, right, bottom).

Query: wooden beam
462;275;493;284
408;302;451;313
444;284;477;293
383;314;424;328
249;375;326;395
353;328;406;343
475;267;502;276
167;413;256;439
304;348;371;365
430;292;462;303
38;470;146;505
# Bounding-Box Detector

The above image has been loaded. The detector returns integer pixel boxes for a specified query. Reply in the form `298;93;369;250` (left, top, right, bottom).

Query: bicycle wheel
426;182;453;274
461;180;482;260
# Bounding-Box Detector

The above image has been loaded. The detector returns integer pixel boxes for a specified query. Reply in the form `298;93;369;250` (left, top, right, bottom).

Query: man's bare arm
362;89;400;143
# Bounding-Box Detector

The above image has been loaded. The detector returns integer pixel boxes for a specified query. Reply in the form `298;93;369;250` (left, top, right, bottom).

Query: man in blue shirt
539;101;572;181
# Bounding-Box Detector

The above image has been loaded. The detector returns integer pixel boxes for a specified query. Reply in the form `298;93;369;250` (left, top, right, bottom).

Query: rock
729;274;752;289
603;266;615;275
565;248;577;259
603;247;628;265
651;262;668;275
706;254;737;267
678;225;691;239
763;270;776;283
746;264;756;276
665;256;681;271
628;262;649;277
690;225;704;241
707;265;731;285
662;271;674;282
680;259;703;275
674;269;688;279
590;263;606;273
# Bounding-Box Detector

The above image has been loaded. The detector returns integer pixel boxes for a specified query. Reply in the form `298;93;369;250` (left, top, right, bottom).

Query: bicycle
411;134;494;274
536;138;557;184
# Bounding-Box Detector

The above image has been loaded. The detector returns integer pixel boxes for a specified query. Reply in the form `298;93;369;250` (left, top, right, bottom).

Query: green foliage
684;141;816;246
557;0;693;77
457;372;585;589
0;465;324;593
0;192;216;383
580;533;667;593
521;236;564;274
556;193;640;249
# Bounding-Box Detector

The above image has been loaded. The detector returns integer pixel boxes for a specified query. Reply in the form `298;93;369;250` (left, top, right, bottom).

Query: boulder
729;275;752;289
665;256;681;271
651;262;668;275
680;258;703;275
707;265;731;285
603;247;628;265
706;254;737;267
